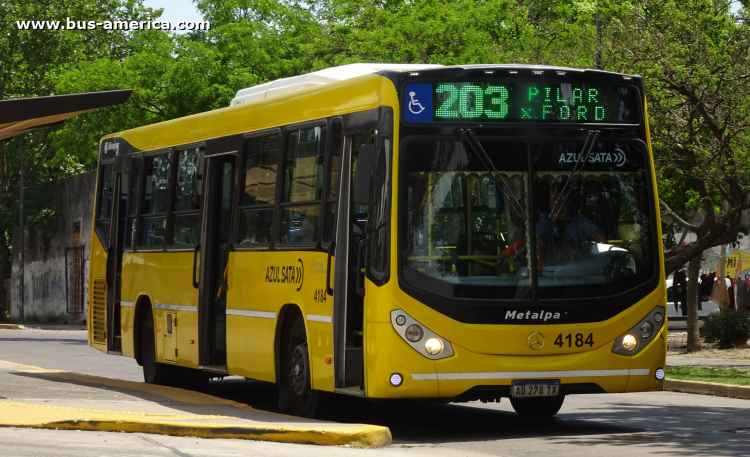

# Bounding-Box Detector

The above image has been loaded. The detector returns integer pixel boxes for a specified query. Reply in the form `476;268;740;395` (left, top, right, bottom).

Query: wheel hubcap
289;344;309;397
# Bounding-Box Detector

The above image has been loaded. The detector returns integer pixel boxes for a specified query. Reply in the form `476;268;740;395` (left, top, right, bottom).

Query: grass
667;366;750;386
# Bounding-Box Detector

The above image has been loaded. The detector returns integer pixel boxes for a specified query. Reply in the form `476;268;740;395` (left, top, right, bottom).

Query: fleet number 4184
554;333;594;348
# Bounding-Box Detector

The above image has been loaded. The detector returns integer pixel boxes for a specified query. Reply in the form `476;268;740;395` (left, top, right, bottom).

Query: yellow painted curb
0;401;392;447
665;379;750;400
0;324;25;330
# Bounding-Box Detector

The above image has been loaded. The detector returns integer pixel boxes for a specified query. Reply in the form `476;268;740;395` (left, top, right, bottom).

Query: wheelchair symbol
408;91;426;114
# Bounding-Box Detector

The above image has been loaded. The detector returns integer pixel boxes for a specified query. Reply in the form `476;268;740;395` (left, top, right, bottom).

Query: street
1;327;749;456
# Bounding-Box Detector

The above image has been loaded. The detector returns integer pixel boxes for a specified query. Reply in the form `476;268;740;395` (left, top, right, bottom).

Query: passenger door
331;130;375;393
197;153;236;372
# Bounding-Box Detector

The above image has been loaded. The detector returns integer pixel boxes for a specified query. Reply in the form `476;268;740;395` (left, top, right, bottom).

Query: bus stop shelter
0;89;133;323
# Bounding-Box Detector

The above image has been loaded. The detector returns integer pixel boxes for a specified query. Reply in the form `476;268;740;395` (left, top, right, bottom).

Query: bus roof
229;63;443;106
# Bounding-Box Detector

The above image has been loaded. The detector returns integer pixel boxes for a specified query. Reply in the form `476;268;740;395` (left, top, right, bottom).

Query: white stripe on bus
411;369;649;381
226;309;276;319
154;303;197;312
307;314;332;323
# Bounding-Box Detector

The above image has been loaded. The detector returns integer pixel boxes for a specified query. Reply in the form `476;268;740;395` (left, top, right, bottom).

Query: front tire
509;395;565;419
141;311;171;385
282;316;324;418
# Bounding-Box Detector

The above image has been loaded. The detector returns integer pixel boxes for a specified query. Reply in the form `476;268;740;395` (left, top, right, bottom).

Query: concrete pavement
0;358;391;447
665;353;750;400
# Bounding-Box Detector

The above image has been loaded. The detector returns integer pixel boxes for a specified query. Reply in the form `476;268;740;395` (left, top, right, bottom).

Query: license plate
512;380;560;398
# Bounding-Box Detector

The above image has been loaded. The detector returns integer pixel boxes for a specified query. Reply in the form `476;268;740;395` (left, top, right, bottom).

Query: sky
143;0;204;31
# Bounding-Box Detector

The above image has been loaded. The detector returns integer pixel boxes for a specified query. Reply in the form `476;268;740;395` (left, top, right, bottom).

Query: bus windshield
401;137;656;301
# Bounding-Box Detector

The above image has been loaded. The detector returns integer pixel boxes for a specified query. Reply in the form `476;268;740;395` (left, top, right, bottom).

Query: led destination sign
403;82;641;124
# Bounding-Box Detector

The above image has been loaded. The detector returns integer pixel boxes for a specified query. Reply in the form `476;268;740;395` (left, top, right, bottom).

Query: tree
309;0;599;67
601;0;750;350
0;0;163;321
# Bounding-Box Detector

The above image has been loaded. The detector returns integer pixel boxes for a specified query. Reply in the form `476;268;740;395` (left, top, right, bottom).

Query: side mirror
353;144;376;205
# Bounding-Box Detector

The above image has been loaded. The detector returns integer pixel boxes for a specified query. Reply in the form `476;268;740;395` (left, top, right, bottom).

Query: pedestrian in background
673;268;688;316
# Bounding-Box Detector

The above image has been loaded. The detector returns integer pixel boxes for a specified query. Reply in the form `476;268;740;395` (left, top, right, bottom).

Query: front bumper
365;321;666;399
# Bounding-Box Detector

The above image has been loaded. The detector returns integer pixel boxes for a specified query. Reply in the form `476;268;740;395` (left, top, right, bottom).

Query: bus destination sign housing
403;81;641;125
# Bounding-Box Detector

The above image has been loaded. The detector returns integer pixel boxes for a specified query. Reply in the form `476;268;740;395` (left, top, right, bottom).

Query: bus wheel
141;311;170;385
509;395;565;419
283;317;322;418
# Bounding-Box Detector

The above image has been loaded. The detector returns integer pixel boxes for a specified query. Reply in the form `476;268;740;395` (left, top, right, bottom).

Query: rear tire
281;316;324;418
141;311;171;385
509;395;565;419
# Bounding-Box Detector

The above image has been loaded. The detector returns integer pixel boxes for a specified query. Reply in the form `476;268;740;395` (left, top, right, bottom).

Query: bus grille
92;278;107;344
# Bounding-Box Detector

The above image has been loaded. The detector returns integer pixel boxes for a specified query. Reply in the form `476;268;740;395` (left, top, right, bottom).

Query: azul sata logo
558;148;627;167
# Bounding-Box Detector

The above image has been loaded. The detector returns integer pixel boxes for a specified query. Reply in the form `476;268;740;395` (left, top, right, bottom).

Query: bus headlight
622;334;638;352
612;307;665;356
391;309;454;360
425;337;443;355
639;321;654;338
405;324;424;342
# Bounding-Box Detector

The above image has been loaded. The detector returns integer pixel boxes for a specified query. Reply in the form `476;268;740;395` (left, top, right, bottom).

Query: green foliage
1;0;750;306
667;365;750;386
701;309;750;349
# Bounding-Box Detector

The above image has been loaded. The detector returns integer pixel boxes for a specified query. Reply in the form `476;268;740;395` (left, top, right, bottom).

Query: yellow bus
89;64;667;418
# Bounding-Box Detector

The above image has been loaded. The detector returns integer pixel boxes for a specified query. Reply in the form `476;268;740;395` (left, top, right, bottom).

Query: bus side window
170;147;205;248
350;130;375;231
96;163;114;245
279;125;327;245
138;152;172;249
369;137;391;275
238;134;279;246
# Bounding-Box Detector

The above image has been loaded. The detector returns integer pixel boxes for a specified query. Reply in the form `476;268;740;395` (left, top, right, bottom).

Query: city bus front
366;66;666;415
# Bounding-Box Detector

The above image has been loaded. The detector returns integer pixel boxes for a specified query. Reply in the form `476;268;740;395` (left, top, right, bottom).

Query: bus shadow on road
546;400;750;456
9;370;750;455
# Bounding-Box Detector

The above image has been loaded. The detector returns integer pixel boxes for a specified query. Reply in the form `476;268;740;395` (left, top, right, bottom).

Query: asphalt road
1;327;750;456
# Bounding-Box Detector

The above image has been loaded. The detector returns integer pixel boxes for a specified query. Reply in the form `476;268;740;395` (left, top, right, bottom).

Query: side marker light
655;368;665;381
390;373;403;387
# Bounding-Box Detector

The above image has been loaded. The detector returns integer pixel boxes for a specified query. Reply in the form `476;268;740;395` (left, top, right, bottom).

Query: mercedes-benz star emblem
528;332;545;351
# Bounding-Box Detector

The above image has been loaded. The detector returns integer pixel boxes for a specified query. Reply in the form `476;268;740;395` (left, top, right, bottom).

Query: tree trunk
0;243;8;323
0;140;6;322
686;255;702;352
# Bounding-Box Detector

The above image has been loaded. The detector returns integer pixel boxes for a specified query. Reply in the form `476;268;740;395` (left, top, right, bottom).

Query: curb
0;324;25;330
665;379;750;400
0;401;392;447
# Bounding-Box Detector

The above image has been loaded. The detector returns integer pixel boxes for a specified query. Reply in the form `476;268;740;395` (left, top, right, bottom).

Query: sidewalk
665;335;750;400
0;359;391;447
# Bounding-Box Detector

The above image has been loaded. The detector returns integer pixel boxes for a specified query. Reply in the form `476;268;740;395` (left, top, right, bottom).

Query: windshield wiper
549;130;600;220
458;128;526;219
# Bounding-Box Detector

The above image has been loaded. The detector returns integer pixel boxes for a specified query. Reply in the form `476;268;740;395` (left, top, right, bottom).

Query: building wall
10;171;95;324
